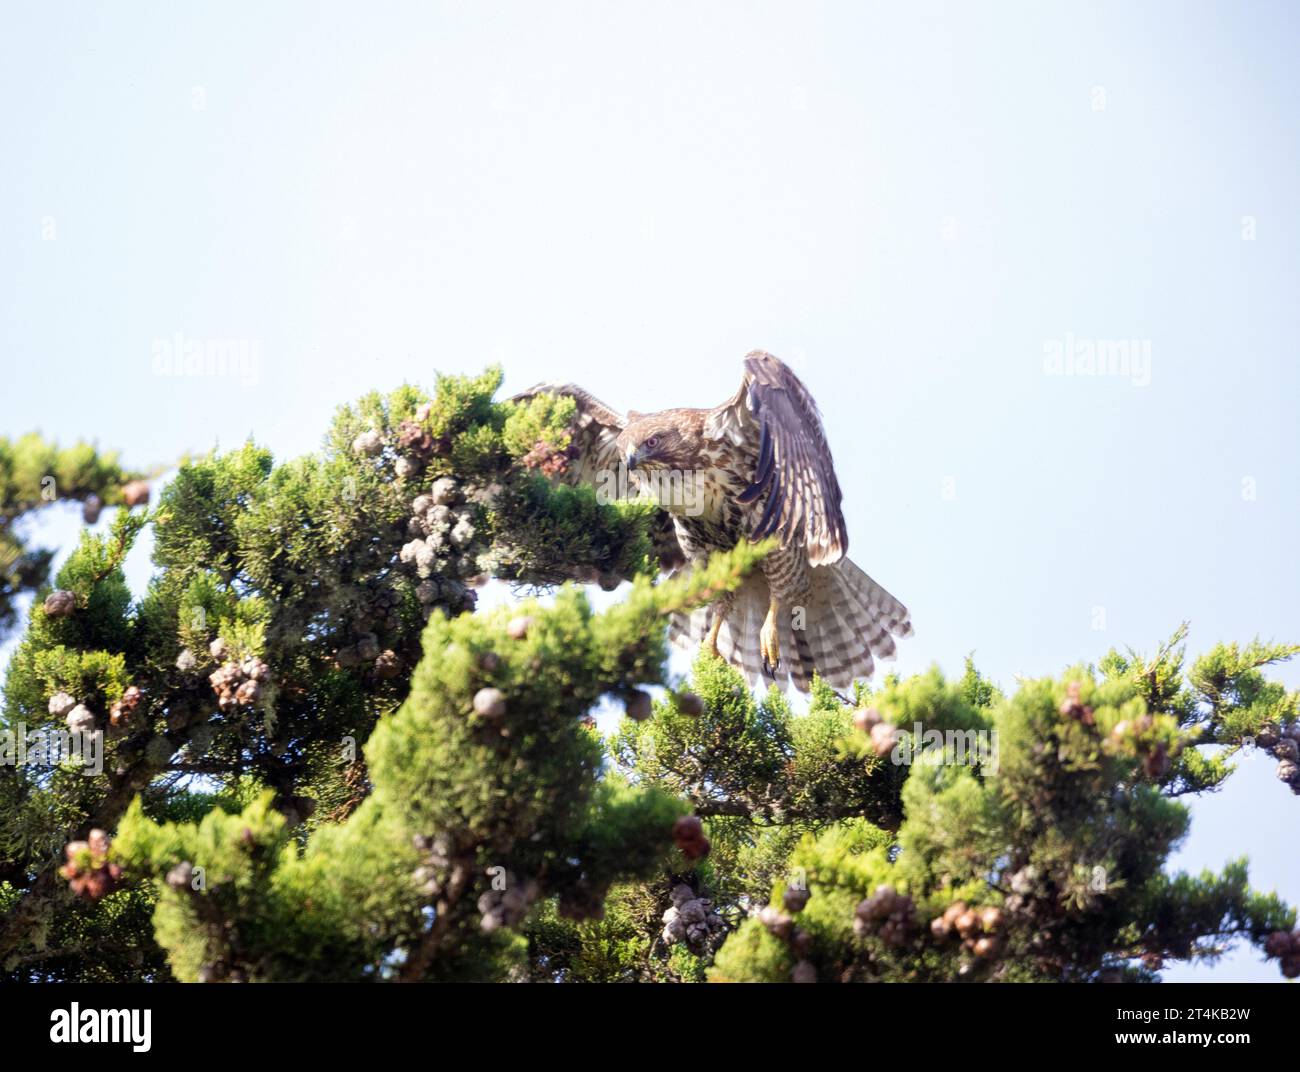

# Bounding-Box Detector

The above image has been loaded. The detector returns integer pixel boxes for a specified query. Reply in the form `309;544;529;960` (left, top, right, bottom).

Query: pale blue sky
2;1;1297;981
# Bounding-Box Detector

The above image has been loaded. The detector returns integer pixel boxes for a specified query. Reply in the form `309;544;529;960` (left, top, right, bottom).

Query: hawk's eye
645;436;659;449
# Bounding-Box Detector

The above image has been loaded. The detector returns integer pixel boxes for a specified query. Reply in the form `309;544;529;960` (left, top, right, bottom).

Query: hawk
513;351;912;691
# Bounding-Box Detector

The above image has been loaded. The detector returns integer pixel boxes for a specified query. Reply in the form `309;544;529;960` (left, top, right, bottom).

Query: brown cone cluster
1107;712;1175;780
477;872;541;933
672;814;710;860
409;834;452;899
395;418;437;459
758;886;816;982
60;829;121;901
49;691;96;734
109;685;143;728
351;429;383;457
389;403;450;478
166;861;196;890
366;580;404;632
1059;681;1095;726
624;689;652;722
675;691;705;717
929;900;1005;958
400;476;480;616
121;480;150;508
353;408;480;620
783;885;811;913
853;706;881;732
854;885;916;947
207;639;270;711
335;632;400;679
520;437;576;478
1257;722;1300;796
43;589;77;618
661;883;726;954
1263;929;1300;978
853;707;899;759
373;649;401;678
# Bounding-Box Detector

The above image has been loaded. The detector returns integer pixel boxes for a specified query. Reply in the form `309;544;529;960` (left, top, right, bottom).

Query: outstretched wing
509;382;627;486
704;352;848;566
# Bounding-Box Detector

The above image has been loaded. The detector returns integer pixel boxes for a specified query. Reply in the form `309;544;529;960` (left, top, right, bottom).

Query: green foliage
706;647;1297;983
0;433;144;637
612;654;906;830
480;476;659;585
109;543;761;981
1;371;679;978
500;391;577;459
1;370;1295;985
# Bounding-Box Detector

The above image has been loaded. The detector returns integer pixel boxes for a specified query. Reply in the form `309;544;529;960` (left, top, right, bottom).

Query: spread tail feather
668;557;912;692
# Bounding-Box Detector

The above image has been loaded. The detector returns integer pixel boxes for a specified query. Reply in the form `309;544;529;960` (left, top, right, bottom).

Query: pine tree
0;370;1296;982
0;434;145;637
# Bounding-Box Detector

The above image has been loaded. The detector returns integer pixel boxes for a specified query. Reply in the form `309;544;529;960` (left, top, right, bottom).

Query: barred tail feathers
667;557;911;692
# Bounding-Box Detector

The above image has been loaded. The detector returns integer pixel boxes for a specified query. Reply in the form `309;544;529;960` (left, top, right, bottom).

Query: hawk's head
616;412;693;474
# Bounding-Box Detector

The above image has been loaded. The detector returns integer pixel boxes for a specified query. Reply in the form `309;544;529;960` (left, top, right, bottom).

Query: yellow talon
706;614;724;659
760;598;781;674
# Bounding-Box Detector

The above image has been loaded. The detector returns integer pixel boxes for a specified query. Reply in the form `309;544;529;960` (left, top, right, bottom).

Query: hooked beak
625;446;641;471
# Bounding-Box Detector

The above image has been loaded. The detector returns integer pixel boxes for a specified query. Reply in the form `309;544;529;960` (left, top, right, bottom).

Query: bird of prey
512;351;912;691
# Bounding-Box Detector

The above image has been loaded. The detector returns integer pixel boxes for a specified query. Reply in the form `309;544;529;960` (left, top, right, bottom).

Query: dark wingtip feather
753;420;774;482
753;476;784;537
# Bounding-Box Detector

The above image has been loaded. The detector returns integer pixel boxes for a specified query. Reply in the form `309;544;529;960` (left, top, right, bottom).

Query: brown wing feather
704;352;848;565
